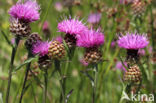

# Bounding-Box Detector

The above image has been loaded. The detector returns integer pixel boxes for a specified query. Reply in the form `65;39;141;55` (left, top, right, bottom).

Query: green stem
19;53;32;103
55;60;65;103
43;70;48;103
5;37;20;103
92;65;98;103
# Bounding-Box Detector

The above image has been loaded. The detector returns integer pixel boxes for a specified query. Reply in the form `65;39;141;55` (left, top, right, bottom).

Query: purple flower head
58;18;88;35
32;41;50;56
77;29;104;48
53;36;63;43
88;12;102;24
115;61;127;72
9;0;40;22
117;32;149;50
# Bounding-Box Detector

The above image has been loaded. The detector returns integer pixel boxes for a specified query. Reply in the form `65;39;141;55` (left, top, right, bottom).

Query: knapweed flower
38;55;51;70
115;61;127;72
10;17;31;38
25;33;42;51
88;12;102;24
117;32;149;63
124;65;141;83
58;18;87;35
58;18;88;48
48;40;66;60
32;41;50;56
77;29;104;64
117;33;149;50
9;0;40;22
77;29;104;48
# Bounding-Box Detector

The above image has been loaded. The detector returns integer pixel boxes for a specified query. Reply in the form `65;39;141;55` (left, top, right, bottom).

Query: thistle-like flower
38;55;51;71
58;18;88;48
10;18;31;38
77;29;104;48
32;41;50;56
124;65;141;83
9;0;40;22
117;33;149;50
117;32;149;63
25;33;42;52
77;29;104;64
48;40;66;60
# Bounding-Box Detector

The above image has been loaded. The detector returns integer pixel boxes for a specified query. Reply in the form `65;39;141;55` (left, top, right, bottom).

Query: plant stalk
19;53;32;103
43;70;48;103
6;37;20;103
92;65;98;103
55;60;65;103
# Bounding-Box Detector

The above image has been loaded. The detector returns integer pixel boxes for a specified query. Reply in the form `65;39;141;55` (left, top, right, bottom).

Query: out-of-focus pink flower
43;21;49;31
120;0;133;4
111;41;116;48
54;2;63;12
9;0;40;22
88;12;102;24
77;29;104;48
115;61;127;72
138;49;145;56
53;36;63;43
117;32;149;50
32;41;50;56
80;59;89;66
11;38;15;44
58;18;88;36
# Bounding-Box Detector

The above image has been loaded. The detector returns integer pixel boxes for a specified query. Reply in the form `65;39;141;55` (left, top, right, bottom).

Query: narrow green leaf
14;57;37;71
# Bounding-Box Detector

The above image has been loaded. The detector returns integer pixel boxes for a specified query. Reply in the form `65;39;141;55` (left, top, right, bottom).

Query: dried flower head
58;18;87;35
77;29;104;48
117;32;149;50
9;0;40;22
32;41;50;56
